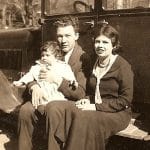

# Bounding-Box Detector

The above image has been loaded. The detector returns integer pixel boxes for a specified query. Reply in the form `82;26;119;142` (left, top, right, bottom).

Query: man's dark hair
53;15;79;33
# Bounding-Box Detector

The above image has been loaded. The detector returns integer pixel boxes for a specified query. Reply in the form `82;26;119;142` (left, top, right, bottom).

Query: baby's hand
13;81;24;87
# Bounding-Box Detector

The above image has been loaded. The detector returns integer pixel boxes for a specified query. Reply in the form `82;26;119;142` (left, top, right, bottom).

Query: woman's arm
95;63;134;112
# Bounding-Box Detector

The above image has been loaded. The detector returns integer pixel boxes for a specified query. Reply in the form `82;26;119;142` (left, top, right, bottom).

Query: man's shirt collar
64;48;74;64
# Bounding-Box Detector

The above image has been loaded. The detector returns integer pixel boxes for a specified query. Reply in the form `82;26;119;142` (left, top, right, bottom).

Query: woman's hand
39;68;63;86
75;99;90;105
76;103;96;111
30;84;47;108
75;99;96;111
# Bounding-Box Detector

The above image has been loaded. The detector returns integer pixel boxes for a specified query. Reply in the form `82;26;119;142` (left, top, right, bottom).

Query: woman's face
94;35;114;58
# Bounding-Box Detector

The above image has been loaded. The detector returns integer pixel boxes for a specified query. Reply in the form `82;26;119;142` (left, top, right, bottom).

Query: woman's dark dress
46;55;134;150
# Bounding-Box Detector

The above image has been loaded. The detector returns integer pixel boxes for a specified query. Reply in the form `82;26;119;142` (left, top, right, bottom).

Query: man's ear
75;33;79;40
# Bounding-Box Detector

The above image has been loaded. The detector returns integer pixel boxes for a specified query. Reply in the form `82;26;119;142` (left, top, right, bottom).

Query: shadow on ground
106;136;150;150
0;111;18;150
0;128;18;150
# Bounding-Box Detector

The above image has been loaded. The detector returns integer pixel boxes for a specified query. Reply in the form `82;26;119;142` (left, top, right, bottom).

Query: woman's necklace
98;57;111;68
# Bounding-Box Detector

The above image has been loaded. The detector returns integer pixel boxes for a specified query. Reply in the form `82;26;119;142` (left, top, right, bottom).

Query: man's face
56;25;79;53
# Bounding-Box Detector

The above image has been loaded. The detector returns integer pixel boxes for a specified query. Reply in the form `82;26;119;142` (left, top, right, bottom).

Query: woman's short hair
53;15;79;33
94;23;121;53
40;41;62;59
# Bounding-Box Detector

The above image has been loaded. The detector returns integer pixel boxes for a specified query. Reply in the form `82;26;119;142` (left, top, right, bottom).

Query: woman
45;23;134;150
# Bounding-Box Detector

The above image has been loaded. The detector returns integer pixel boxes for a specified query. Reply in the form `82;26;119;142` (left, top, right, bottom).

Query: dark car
0;0;150;148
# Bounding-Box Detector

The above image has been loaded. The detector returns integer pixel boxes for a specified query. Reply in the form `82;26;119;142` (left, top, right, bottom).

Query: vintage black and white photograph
0;0;150;150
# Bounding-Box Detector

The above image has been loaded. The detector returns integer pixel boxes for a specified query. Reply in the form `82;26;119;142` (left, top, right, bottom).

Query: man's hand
39;68;63;86
30;84;47;108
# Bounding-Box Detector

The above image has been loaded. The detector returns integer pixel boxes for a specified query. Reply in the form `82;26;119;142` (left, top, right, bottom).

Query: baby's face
41;51;56;65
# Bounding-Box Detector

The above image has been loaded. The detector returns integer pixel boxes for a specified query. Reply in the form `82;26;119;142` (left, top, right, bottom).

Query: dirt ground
0;129;17;150
0;111;18;150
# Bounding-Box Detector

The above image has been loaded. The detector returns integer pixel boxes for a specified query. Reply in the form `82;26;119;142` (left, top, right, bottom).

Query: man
18;15;90;150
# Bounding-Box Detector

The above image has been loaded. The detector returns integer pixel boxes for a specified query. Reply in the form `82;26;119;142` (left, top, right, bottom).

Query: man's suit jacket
58;42;91;100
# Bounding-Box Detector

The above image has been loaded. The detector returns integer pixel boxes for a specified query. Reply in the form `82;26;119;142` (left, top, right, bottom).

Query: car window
0;0;41;30
102;0;150;10
44;0;94;15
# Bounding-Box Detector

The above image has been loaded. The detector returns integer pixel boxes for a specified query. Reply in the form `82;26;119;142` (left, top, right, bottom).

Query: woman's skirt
46;101;131;150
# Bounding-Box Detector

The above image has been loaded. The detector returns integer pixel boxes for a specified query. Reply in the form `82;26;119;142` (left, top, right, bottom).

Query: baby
13;41;78;106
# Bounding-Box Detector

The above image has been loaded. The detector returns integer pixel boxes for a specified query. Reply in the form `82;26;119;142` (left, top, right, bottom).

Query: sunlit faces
56;25;79;53
41;50;56;65
94;35;114;58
